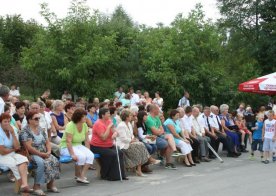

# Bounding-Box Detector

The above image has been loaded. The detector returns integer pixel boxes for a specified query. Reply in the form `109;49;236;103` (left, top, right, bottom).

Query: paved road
1;151;275;196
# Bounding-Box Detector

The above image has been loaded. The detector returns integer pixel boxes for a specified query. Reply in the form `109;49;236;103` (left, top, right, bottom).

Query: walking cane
114;138;123;181
207;143;224;163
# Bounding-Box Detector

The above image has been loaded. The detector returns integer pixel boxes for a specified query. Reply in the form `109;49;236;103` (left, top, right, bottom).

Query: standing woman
116;109;153;177
60;109;94;184
51;100;67;138
90;108;127;181
152;91;163;110
20;111;60;195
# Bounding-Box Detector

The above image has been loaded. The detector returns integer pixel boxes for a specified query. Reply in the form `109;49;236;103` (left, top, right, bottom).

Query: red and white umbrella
238;72;276;95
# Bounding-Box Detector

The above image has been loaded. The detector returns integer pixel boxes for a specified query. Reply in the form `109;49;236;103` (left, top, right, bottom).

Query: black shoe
194;160;200;164
183;162;192;167
262;160;269;164
191;163;196;166
234;152;241;156
165;163;178;170
227;153;238;158
209;155;217;159
123;177;129;180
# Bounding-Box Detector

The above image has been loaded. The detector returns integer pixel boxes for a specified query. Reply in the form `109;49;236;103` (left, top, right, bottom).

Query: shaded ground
0;150;275;196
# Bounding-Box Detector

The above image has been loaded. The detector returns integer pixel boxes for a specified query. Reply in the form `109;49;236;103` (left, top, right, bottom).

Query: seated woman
20;111;60;195
0;113;32;193
60;108;94;184
109;106;118;128
87;103;98;126
12;101;26;130
137;111;158;155
64;103;76;122
90;108;127;181
50;100;67;138
164;110;194;167
220;104;241;155
116;109;152;176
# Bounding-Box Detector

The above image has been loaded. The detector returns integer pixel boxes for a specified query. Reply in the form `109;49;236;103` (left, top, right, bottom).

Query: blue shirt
253;121;263;140
164;118;182;144
50;112;65;126
87;113;98;125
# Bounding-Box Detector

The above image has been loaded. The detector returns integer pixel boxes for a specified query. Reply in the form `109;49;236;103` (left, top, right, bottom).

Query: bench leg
14;179;21;194
95;159;101;178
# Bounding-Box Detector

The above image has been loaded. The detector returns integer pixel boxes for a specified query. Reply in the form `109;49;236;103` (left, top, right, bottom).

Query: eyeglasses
32;117;40;121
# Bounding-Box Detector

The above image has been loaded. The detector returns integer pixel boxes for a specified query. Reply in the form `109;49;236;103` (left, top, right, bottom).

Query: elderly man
198;106;238;158
210;105;240;157
191;107;211;162
178;106;200;163
0;85;10;115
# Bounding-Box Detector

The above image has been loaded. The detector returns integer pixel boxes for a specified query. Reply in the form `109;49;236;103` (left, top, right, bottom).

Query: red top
90;119;113;148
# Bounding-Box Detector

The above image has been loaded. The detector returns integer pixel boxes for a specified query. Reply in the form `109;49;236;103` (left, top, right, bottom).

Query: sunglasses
32;117;40;121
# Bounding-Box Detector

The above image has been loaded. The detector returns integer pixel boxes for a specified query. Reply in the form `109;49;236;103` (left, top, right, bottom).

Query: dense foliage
0;0;274;110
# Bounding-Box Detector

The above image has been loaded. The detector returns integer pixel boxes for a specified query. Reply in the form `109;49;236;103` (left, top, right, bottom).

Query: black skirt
90;145;126;181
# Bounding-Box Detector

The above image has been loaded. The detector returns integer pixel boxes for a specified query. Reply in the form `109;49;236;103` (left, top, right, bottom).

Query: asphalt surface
0;149;275;196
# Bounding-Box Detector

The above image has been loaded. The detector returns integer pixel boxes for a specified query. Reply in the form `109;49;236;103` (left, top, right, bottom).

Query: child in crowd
236;114;252;145
262;110;276;164
250;114;264;160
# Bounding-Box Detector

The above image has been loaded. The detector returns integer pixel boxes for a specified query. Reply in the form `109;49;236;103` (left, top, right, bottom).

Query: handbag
17;146;31;161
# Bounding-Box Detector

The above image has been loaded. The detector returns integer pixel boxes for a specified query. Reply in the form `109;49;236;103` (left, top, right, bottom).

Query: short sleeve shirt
145;115;162;135
264;119;276;139
60;121;88;148
90;119;113;148
164;118;182;144
13;113;24;122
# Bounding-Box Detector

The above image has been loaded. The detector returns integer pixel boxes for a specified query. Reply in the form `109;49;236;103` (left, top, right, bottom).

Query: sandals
76;177;90;184
33;189;46;196
47;187;60;193
20;186;34;193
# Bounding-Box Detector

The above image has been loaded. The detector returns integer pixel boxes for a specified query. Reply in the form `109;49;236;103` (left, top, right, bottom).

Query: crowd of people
0;84;276;195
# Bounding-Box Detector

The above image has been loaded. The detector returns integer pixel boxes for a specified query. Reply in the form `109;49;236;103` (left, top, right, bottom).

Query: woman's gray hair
220;104;229;113
52;100;64;111
130;105;139;114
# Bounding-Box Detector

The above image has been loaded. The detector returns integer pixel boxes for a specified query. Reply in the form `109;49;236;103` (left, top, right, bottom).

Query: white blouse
116;121;134;150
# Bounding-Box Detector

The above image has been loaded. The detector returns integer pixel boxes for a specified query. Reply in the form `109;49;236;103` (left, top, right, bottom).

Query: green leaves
0;0;272;109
